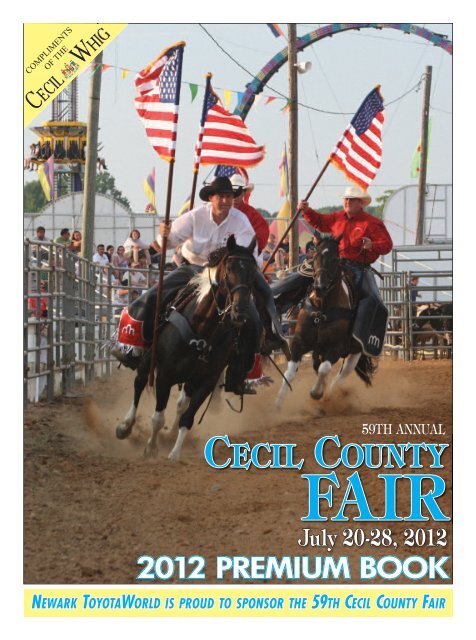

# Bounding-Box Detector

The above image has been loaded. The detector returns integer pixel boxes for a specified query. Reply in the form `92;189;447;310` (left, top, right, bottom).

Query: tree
95;171;131;210
319;206;341;214
24;180;47;213
373;189;395;219
256;207;274;219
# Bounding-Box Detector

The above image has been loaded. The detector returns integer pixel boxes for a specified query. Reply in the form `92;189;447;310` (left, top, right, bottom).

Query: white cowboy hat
341;184;372;206
230;174;254;192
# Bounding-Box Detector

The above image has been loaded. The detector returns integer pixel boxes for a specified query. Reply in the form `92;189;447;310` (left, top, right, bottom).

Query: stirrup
224;380;257;396
239;381;257;396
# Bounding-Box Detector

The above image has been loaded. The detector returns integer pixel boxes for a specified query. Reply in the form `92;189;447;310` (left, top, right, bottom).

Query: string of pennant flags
84;43;422;217
86;61;292;113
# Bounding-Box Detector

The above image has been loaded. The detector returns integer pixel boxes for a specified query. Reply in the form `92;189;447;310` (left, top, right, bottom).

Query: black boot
110;345;143;370
261;324;291;360
224;362;257;395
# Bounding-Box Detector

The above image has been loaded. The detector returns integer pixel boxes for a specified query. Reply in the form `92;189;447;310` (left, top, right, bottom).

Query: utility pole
288;24;299;269
81;51;103;261
415;65;432;245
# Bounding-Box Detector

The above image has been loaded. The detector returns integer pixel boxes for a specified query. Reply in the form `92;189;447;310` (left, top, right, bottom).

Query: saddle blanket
117;307;146;348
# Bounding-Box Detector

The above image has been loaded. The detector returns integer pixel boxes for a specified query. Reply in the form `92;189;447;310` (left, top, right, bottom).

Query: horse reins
208;254;256;318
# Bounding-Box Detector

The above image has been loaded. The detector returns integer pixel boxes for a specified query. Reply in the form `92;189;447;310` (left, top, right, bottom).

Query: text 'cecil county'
204;434;450;522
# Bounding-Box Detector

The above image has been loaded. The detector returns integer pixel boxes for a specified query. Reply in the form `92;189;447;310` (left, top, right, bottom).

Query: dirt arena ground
23;357;452;585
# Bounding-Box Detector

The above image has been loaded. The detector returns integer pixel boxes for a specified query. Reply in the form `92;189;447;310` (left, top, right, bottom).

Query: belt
341;258;370;270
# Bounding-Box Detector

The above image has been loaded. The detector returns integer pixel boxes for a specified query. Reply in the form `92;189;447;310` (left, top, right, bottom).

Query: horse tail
355;354;377;386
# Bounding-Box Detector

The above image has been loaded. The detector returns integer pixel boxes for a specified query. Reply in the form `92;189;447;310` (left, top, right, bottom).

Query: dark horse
116;235;258;460
276;234;376;407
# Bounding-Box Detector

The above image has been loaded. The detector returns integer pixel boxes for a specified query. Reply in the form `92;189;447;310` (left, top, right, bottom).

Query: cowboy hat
341;184;372;206
230;174;255;193
199;176;234;201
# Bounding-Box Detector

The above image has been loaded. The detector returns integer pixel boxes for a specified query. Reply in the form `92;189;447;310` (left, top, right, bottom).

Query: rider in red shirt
230;175;269;254
230;173;289;358
298;185;393;357
299;184;392;289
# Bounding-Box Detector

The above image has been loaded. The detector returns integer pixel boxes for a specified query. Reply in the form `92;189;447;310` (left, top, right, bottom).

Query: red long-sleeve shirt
236;201;269;254
302;207;393;265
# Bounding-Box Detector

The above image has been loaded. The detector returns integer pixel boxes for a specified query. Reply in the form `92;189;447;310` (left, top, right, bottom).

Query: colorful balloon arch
234;23;453;120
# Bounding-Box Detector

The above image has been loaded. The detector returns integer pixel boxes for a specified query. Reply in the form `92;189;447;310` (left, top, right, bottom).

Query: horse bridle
209;254;256;317
312;255;342;297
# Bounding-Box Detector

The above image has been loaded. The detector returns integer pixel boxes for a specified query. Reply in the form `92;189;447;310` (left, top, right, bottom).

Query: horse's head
312;233;343;296
218;235;257;327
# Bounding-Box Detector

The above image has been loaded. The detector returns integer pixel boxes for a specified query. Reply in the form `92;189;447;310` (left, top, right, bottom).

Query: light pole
415;65;432;245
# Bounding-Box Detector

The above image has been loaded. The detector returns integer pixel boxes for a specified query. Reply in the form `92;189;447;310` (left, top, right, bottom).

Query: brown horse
276;234;376;408
115;235;258;460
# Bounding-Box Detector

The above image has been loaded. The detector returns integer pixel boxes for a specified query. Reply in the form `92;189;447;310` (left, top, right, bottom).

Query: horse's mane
317;235;340;250
190;267;218;304
207;243;254;268
191;243;255;304
207;246;228;267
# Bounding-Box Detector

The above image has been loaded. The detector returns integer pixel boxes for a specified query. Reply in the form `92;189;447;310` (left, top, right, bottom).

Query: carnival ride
25;78;107;190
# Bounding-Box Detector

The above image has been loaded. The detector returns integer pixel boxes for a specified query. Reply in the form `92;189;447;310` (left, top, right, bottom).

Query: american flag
195;79;265;169
329;86;384;189
134;42;185;162
214;165;249;181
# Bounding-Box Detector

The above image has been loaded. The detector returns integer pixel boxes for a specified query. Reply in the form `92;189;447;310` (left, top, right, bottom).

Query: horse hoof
168;451;180;462
144;444;158;459
310;389;323;401
116;423;133;440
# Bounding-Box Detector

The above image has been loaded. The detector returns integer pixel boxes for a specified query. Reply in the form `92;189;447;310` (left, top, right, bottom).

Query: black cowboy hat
199;176;234;201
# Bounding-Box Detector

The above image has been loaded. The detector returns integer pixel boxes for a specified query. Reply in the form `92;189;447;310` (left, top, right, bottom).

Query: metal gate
24;239;452;404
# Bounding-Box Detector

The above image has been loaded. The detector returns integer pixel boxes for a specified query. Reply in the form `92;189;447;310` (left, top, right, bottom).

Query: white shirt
157;203;256;266
123;236;149;255
92;253;110;267
122;269;147;288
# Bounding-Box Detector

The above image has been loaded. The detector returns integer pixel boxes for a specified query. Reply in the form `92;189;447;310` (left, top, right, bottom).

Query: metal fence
24;240;453;404
24;239;159;404
381;269;452;361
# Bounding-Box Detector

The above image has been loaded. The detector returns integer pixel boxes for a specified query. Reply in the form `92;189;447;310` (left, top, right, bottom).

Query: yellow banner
24;587;452;617
24;23;127;127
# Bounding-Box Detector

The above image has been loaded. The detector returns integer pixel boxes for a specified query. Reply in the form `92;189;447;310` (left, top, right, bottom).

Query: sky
23;22;453;220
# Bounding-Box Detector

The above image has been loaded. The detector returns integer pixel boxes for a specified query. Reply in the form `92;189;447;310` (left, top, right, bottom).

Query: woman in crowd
123;229;151;266
112;245;128;281
70;230;82;254
106;245;115;263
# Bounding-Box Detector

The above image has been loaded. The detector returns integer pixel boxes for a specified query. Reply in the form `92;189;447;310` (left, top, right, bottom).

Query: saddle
271;271;312;314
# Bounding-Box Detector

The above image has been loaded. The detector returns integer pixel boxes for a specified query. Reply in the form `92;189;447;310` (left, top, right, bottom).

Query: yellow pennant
24;23;127;127
223;89;232;110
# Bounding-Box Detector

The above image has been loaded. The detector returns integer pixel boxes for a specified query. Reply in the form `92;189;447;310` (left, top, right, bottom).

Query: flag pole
148;160;175;383
153;166;156;213
262;159;330;273
189;167;199;212
263;85;384;273
148;46;185;387
189;73;212;210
